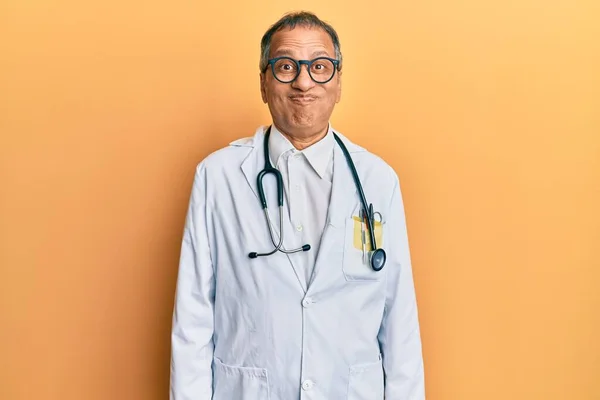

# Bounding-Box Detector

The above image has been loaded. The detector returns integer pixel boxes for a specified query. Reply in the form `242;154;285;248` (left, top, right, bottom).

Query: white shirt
268;124;334;285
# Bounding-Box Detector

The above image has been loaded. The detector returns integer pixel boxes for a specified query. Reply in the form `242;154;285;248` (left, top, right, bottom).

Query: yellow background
1;1;598;399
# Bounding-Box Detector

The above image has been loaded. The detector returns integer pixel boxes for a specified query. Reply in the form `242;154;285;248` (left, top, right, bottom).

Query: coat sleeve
170;162;215;400
377;173;426;399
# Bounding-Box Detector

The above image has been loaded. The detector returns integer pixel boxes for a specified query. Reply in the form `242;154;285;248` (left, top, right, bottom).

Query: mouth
289;95;318;105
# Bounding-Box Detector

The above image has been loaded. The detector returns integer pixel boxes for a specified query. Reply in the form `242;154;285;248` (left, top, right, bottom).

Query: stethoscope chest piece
371;248;386;271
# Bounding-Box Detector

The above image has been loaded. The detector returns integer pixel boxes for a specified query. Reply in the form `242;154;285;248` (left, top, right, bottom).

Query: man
170;11;425;400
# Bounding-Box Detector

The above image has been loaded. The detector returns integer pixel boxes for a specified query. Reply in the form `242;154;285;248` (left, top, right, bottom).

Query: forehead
269;26;336;57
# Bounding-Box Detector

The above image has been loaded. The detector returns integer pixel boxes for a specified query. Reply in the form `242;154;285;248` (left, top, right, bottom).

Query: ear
335;70;342;103
260;72;267;103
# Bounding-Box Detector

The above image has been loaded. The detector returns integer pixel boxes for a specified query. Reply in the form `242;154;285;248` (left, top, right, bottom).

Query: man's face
260;26;342;139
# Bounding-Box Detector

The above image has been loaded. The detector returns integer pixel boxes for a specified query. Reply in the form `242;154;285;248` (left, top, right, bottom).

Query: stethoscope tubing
333;134;378;253
248;126;385;271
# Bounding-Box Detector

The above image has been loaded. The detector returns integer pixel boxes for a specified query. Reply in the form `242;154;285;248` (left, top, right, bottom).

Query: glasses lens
309;58;336;83
272;58;298;82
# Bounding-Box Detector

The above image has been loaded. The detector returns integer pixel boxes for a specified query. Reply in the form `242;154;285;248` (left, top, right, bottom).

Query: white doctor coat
170;126;425;400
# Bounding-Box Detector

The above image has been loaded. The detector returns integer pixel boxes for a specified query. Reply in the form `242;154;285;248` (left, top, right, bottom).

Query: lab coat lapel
239;126;309;293
239;127;265;203
308;136;359;289
239;127;281;238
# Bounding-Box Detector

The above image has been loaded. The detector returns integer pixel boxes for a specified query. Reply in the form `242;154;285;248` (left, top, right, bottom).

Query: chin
289;119;316;130
275;115;325;134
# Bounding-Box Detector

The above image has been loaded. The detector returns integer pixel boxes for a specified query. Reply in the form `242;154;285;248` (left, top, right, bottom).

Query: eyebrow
270;49;333;59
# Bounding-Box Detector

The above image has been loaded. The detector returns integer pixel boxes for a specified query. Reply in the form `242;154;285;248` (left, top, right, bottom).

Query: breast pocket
342;213;386;282
213;357;270;400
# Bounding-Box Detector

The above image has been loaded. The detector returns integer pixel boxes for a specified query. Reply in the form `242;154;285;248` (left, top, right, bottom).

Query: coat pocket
347;356;385;400
342;215;385;281
213;357;270;400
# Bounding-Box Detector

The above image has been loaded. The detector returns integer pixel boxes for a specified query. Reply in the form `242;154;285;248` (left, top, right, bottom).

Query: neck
275;124;329;150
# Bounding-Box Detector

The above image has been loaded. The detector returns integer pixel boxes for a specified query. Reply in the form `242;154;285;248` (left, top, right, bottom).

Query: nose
291;64;315;91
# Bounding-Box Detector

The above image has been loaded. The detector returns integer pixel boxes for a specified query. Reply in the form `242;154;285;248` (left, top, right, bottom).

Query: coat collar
235;125;366;198
231;125;366;153
235;124;365;222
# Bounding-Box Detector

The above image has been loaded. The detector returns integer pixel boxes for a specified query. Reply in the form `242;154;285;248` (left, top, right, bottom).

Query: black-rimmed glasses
265;56;340;84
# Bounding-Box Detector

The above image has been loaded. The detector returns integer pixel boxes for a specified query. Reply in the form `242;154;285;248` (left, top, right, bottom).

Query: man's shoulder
206;134;257;162
335;130;399;182
193;127;264;172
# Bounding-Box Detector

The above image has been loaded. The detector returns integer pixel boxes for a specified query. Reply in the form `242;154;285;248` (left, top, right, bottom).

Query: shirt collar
268;124;335;179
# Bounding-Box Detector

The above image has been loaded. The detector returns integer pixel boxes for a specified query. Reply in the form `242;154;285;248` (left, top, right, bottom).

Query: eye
274;59;297;73
310;59;333;74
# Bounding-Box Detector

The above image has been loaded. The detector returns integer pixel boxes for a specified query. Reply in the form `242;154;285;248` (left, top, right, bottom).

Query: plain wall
1;1;598;399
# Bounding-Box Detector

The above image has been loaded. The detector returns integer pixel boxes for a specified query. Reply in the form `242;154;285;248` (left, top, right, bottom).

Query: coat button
302;297;313;308
301;379;314;390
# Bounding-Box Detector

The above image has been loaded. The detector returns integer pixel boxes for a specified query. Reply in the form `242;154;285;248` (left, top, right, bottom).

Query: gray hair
259;11;343;72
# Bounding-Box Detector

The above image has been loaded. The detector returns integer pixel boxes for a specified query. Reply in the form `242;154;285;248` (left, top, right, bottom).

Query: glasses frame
265;56;340;84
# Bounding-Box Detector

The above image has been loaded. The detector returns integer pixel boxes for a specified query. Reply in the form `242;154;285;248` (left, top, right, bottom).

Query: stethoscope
248;126;387;272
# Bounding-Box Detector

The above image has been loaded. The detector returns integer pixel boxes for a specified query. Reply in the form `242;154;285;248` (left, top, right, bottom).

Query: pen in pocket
360;210;367;263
